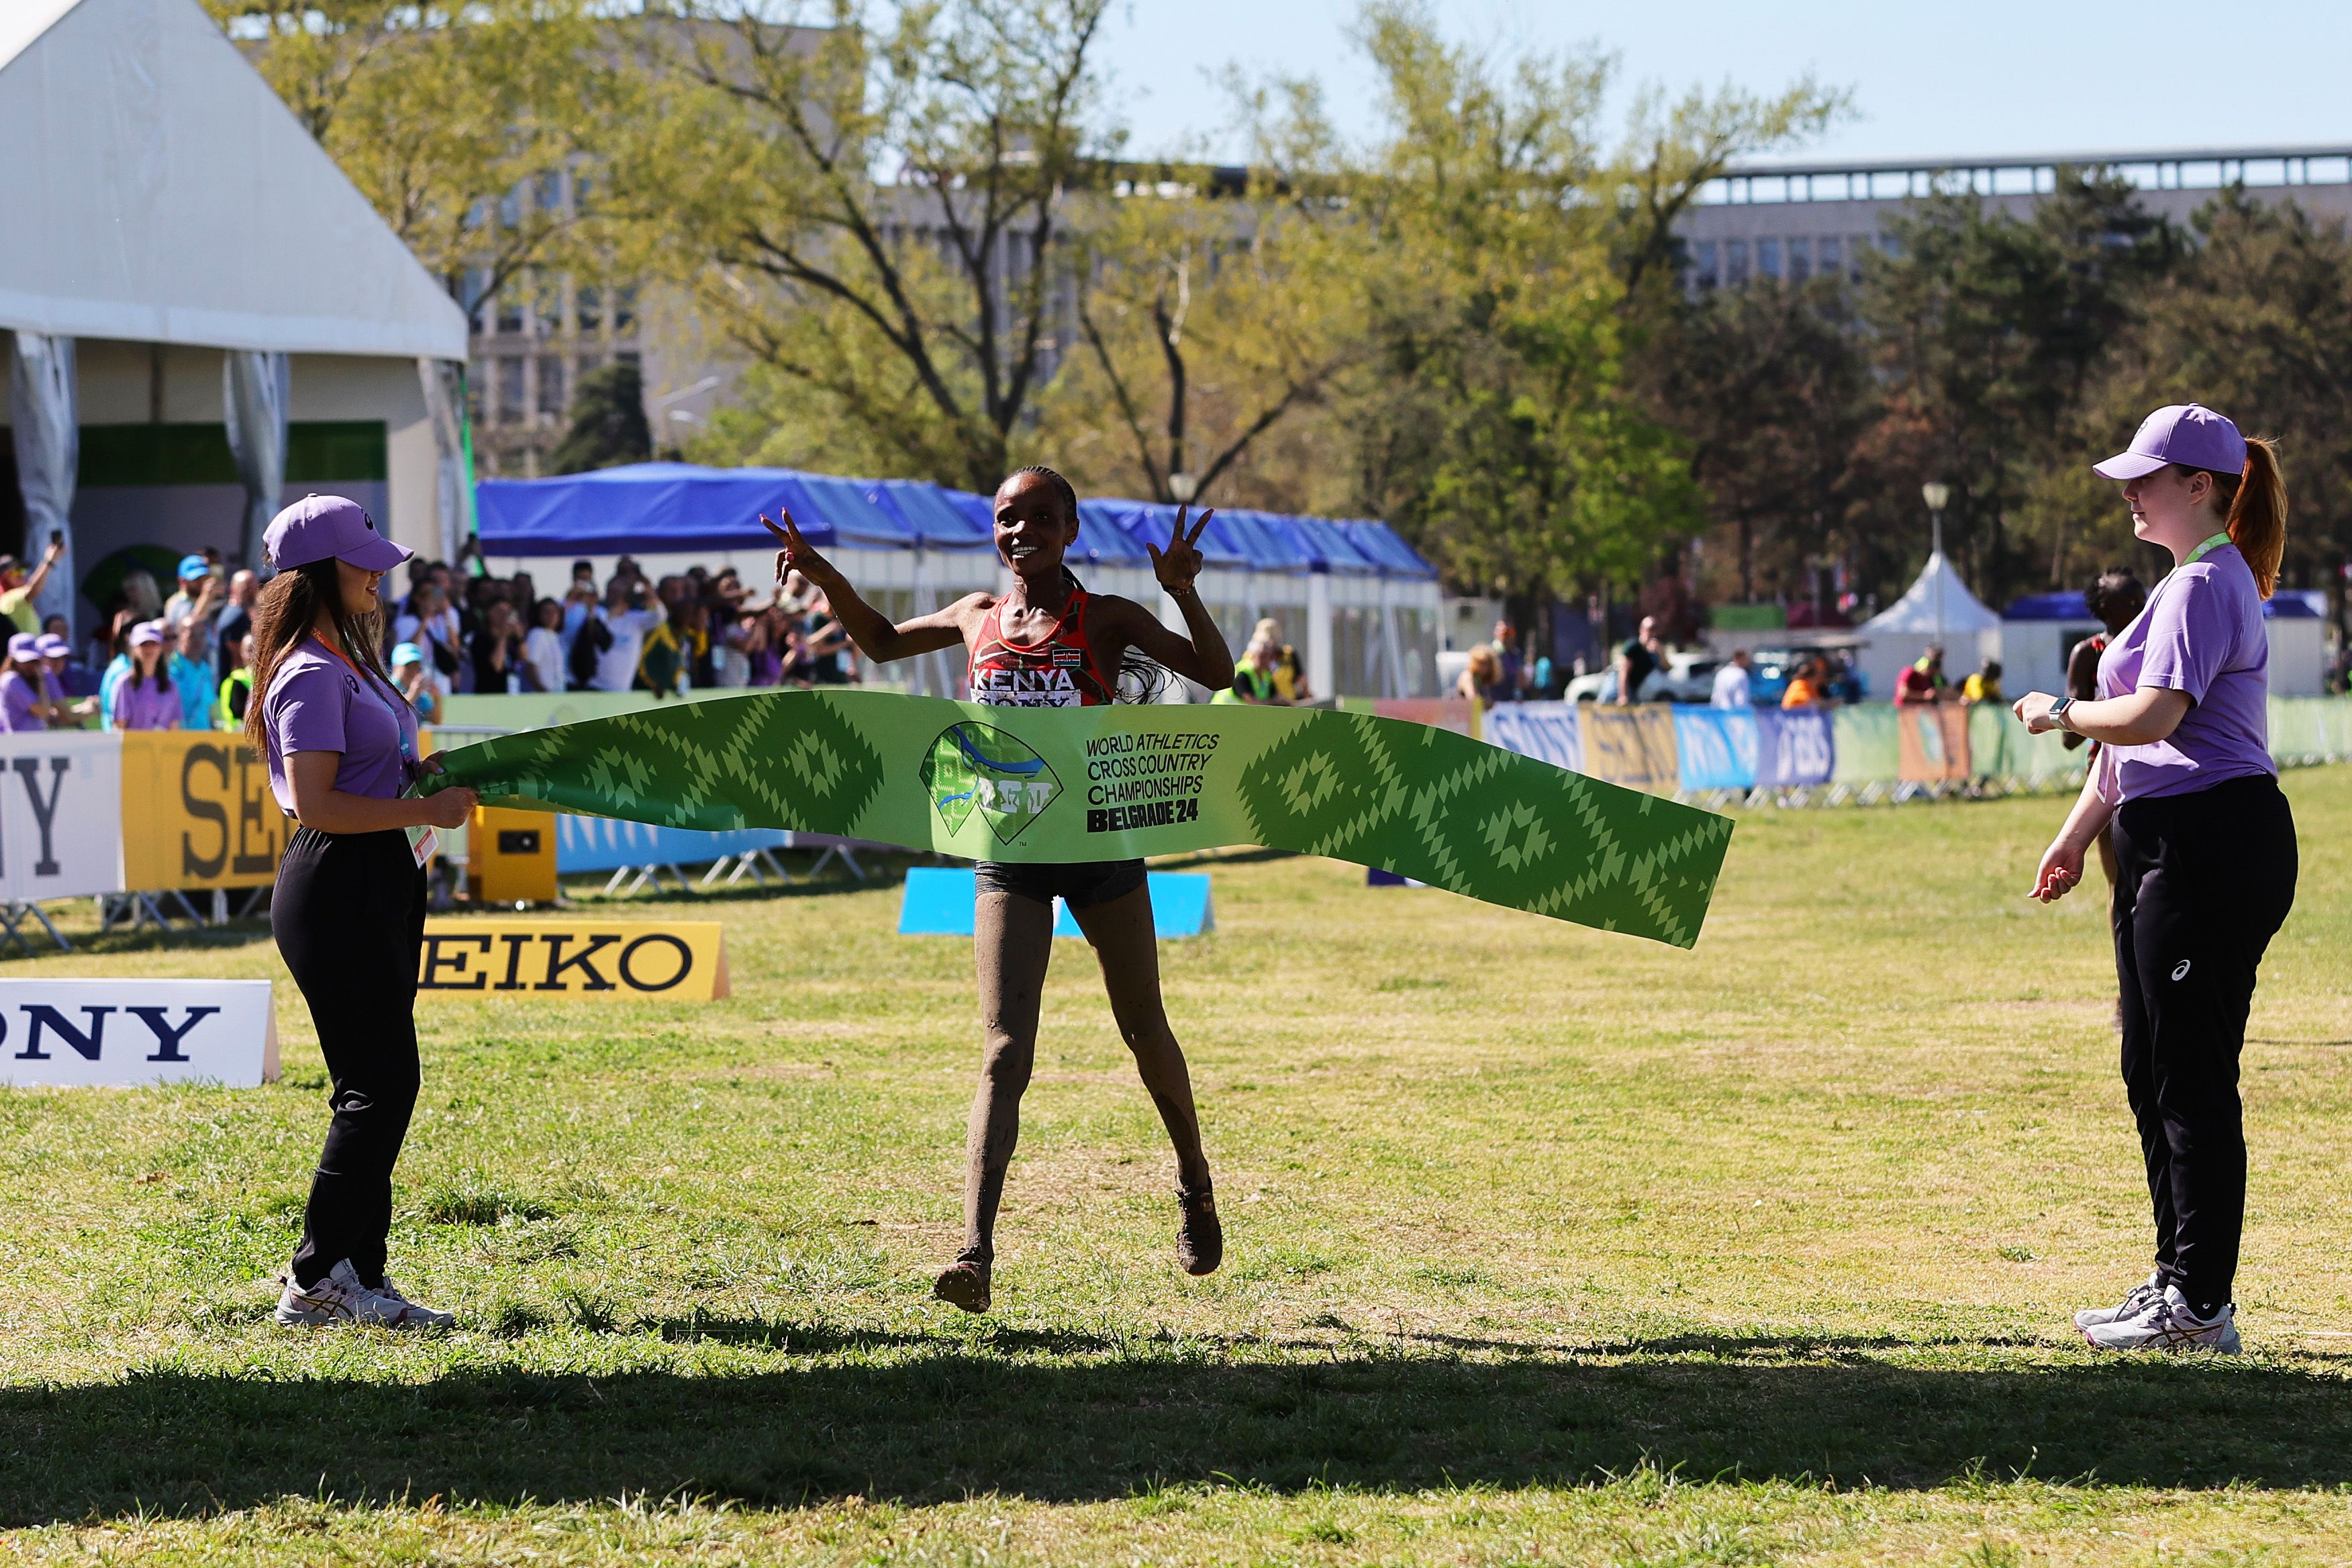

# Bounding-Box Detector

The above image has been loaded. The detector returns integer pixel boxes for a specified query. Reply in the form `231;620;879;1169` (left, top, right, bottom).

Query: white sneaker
371;1273;456;1330
2081;1283;2241;1353
2074;1270;2164;1331
273;1259;448;1330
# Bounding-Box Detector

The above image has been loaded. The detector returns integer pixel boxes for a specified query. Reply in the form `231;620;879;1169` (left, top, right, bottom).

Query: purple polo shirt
0;670;40;731
110;675;182;731
261;641;419;815
2096;541;2275;804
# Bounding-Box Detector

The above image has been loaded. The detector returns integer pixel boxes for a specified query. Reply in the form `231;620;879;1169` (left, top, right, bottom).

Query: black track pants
273;826;428;1289
2111;773;2297;1315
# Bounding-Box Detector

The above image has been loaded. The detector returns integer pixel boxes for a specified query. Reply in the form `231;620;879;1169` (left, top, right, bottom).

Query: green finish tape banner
428;690;1734;947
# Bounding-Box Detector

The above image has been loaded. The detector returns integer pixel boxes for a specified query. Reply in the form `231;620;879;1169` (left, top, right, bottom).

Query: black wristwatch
2049;697;2075;732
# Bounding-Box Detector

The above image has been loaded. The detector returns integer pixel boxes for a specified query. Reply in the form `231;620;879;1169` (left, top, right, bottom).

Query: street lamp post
1921;481;1951;656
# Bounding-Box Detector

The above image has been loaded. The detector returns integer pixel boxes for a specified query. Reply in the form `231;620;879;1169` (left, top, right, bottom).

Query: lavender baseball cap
7;633;37;663
2093;403;2248;480
34;634;68;659
262;493;411;573
128;622;164;648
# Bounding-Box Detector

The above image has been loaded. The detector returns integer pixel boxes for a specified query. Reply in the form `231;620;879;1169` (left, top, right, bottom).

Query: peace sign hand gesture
761;509;838;593
1146;505;1214;596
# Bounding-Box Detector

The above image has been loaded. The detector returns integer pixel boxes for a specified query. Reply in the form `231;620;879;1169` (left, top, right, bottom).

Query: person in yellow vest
217;630;255;730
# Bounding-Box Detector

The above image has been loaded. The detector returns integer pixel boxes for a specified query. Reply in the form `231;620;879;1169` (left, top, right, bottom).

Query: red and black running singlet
967;589;1117;707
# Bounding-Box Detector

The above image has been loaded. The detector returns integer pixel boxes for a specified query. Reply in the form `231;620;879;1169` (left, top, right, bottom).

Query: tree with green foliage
1634;276;1875;605
548;362;654;475
2079;188;2352;638
1310;3;1839;615
1858;169;2180;606
611;1;1116;493
209;0;615;301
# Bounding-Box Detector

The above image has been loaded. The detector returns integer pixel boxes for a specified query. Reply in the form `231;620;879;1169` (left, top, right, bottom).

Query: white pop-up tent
1;0;470;632
1858;550;2002;699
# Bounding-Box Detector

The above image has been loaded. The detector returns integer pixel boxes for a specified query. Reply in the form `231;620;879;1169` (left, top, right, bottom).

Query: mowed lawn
2;769;2349;1565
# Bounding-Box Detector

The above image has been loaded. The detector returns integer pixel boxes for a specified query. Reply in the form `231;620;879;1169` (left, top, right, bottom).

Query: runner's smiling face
993;473;1077;585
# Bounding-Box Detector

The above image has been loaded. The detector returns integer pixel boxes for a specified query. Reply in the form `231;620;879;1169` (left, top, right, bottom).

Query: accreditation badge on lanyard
315;638;438;867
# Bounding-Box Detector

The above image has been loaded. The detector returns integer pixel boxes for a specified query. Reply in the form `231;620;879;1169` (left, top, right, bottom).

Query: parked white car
1565;650;1723;703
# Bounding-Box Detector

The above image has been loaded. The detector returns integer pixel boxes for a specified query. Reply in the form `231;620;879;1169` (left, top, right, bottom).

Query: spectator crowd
0;540;871;734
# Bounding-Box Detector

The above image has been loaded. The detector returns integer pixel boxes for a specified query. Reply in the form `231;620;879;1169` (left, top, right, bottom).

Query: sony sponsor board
417;920;730;1000
0;731;124;901
0;979;279;1088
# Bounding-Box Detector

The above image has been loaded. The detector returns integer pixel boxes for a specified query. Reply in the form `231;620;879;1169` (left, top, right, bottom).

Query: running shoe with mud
934;1253;991;1314
1176;1184;1222;1276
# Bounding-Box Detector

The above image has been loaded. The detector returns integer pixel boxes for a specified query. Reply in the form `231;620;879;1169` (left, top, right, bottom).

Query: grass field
2;769;2349;1565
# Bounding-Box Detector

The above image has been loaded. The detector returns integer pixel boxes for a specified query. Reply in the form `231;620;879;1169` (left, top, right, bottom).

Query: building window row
1687;233;1883;291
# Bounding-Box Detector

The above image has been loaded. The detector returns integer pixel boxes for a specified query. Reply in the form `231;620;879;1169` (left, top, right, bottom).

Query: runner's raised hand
1146;505;1214;595
761;509;837;592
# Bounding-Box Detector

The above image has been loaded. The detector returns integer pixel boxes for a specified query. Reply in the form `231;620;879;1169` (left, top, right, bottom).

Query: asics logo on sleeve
2171;959;2192;981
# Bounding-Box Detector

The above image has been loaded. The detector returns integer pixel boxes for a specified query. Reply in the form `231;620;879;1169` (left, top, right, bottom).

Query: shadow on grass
5;1338;2350;1521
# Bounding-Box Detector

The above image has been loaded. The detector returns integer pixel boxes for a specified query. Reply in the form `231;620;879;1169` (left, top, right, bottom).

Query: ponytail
2224;436;2287;599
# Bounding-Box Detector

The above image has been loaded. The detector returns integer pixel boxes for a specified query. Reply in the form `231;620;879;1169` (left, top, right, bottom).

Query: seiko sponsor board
417;920;730;1001
0;980;279;1088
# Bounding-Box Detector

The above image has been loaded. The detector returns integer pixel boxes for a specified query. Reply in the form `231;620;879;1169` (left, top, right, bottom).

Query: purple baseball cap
34;634;68;659
2093;403;2247;480
7;633;38;663
128;622;164;648
262;493;411;573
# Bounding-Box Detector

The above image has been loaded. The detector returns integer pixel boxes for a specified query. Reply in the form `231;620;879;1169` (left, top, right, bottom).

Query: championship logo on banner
0;979;278;1088
0;732;123;901
119;732;287;891
418;920;730;1000
921;722;1063;841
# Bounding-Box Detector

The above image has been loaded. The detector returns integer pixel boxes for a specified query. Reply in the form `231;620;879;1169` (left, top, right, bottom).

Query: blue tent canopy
474;460;1436;579
2009;587;2320;621
476;463;995;556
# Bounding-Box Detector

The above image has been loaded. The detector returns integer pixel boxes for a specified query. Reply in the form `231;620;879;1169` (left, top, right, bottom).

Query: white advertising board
0;730;123;901
0;980;279;1088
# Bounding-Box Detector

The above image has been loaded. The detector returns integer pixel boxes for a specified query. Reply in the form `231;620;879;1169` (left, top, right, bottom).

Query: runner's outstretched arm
763;511;975;663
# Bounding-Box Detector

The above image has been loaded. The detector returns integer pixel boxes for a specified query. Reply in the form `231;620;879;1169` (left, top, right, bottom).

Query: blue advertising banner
1480;701;1583;773
1671;707;1759;792
1755;708;1836;788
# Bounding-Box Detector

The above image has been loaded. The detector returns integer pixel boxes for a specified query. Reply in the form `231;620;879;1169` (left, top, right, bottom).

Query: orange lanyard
308;636;418;765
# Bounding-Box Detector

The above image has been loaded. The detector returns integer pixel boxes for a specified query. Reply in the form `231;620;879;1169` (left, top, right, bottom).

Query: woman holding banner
2016;404;2298;1354
766;469;1234;1314
248;495;477;1331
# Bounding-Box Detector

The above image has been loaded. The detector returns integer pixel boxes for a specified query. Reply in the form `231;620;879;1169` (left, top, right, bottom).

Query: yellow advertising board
416;920;730;1001
118;732;288;891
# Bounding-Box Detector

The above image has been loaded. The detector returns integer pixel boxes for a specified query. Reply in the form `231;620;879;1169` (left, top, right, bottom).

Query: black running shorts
973;858;1147;912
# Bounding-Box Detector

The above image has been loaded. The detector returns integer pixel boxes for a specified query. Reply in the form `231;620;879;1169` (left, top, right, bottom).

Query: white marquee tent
1857;550;2002;698
1;0;470;631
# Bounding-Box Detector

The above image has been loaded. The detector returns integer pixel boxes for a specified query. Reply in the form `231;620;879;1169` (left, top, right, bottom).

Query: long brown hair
2181;436;2288;598
242;559;392;749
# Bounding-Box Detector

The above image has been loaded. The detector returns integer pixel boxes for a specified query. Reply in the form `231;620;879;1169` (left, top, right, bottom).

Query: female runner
2016;403;2297;1353
765;467;1234;1312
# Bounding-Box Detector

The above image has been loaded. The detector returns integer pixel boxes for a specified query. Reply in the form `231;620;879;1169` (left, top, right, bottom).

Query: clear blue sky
1095;0;2352;167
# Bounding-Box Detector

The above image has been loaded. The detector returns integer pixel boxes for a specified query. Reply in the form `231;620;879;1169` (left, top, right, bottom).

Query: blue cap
391;642;425;667
177;554;209;582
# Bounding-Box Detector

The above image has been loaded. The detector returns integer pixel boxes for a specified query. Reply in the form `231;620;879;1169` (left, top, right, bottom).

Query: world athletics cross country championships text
1082;730;1219;832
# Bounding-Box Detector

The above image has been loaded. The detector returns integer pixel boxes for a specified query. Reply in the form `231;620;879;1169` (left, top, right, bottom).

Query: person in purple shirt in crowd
0;633;54;731
249;495;476;1333
109;623;181;731
2015;403;2298;1355
35;632;95;727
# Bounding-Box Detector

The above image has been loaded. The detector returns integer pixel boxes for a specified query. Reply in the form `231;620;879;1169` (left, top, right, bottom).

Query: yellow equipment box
468;805;557;906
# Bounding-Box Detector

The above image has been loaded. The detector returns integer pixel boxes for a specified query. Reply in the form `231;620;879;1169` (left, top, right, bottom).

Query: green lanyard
2185;530;2231;565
